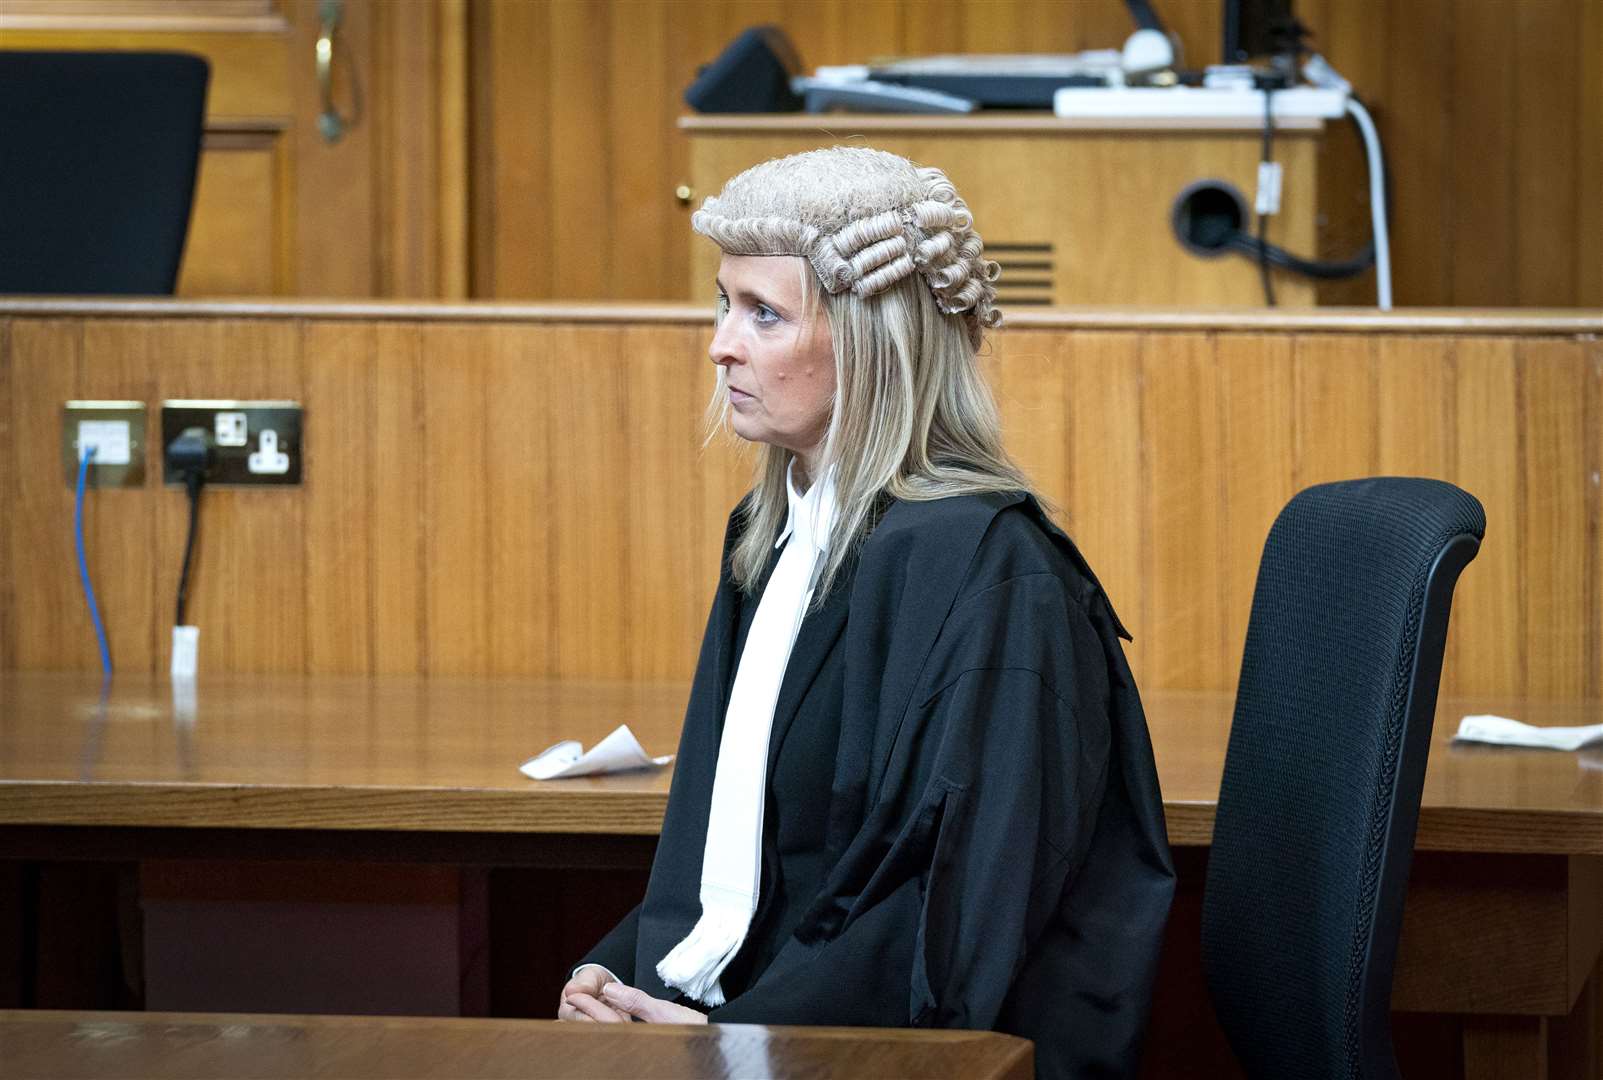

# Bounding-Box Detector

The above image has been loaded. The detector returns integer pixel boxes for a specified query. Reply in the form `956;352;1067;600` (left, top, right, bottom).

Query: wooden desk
0;1009;1033;1079
3;673;1599;852
1;672;1600;1077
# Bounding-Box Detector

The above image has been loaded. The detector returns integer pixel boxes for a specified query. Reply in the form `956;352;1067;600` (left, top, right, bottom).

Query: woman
558;147;1175;1077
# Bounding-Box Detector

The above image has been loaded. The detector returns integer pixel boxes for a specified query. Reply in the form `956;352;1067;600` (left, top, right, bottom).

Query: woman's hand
558;965;628;1023
599;981;709;1024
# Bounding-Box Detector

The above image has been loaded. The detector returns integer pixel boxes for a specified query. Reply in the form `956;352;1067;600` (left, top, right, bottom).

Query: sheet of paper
519;724;673;780
1453;714;1603;752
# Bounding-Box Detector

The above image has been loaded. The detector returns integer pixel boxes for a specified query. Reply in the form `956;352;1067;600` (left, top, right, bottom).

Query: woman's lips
729;387;754;405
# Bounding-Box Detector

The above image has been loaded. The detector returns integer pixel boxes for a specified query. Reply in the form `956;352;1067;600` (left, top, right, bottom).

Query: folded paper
520;724;673;780
1453;714;1603;752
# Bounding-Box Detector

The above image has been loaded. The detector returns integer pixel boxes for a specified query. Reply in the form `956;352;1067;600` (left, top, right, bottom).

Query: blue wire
74;446;114;680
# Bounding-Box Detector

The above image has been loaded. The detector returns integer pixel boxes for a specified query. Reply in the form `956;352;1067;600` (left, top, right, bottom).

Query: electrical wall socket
63;401;147;488
161;400;303;486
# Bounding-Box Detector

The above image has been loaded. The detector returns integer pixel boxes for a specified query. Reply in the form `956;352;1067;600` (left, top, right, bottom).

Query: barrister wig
695;147;1036;601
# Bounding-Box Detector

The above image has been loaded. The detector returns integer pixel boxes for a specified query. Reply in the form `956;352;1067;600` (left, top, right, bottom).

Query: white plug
248;429;290;475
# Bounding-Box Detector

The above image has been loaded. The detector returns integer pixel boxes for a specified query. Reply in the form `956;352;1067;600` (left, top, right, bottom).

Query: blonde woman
559;147;1175;1078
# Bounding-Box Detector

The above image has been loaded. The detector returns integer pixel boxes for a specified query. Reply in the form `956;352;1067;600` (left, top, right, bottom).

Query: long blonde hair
711;260;1033;601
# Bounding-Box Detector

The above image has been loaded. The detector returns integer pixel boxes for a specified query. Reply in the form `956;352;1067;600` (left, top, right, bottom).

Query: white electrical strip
1053;86;1347;121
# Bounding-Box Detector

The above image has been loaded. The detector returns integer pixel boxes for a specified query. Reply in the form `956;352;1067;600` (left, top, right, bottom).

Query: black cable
1257;85;1276;306
1229;234;1376;279
176;470;203;626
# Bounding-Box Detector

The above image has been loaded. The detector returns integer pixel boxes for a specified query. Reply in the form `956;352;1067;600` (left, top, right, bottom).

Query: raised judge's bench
680;113;1345;308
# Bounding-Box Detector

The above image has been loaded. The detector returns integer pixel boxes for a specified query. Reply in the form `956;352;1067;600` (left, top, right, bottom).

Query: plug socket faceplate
63;401;147;488
161;401;303;486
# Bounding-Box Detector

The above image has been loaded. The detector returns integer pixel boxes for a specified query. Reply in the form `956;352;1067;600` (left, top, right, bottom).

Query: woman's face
710;254;836;472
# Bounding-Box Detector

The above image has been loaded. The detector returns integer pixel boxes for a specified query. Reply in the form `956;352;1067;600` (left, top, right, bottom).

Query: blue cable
74;446;113;680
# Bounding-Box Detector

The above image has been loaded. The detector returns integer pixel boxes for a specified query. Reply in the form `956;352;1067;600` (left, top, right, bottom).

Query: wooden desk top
0;1010;1033;1080
1;672;1599;854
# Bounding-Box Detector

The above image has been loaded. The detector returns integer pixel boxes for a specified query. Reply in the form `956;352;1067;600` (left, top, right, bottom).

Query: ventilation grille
988;242;1055;306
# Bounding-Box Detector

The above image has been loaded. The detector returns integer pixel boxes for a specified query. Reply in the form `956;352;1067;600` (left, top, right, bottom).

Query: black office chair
0;50;209;294
1202;477;1484;1079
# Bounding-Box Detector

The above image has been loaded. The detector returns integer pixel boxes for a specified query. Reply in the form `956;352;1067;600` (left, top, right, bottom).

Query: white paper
519;724;673;780
1453;714;1603;752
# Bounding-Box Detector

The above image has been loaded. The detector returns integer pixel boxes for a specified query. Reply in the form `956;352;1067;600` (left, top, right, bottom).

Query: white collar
776;460;836;554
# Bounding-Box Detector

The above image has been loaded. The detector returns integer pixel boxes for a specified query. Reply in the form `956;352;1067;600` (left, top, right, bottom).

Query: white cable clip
1255;161;1283;216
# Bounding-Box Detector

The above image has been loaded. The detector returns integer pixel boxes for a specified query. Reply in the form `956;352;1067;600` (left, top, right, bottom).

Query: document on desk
520;725;674;780
1453;714;1603;751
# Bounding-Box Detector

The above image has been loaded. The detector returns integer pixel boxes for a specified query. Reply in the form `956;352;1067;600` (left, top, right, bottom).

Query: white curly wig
691;146;1002;349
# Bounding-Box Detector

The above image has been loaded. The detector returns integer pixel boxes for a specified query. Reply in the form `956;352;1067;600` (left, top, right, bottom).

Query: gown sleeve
576;901;641;985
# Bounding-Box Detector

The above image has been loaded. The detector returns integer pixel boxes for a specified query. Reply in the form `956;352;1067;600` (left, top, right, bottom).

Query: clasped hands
558;965;708;1024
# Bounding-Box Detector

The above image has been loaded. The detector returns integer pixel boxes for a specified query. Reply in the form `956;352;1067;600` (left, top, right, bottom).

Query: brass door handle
316;0;356;143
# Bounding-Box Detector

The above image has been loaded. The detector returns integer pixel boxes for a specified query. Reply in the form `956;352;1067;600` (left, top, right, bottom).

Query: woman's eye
753;303;779;326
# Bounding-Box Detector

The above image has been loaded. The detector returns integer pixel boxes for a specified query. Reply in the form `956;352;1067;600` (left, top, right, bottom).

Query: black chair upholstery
1202;477;1485;1079
0;51;209;294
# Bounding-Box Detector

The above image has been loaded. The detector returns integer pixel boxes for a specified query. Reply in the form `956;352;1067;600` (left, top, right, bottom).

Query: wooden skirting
2;303;1597;698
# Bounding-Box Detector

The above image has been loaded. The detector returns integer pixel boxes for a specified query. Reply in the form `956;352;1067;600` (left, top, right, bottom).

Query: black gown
578;491;1176;1078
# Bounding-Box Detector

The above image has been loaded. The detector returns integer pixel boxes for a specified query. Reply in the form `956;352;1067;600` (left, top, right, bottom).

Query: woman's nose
708;321;740;367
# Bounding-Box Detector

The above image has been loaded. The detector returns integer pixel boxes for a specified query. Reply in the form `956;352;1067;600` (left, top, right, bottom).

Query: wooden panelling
2;307;1597;698
465;0;1600;308
177;131;286;296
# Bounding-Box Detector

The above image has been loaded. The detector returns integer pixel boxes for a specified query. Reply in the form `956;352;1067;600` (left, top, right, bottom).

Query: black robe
579;491;1176;1078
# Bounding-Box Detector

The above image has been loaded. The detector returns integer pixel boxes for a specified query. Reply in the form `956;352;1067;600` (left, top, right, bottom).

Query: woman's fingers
600;982;708;1024
564;991;631;1023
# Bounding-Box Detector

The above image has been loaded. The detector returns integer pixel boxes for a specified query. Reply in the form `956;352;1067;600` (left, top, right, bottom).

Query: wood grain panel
301;321;374;674
621;326;712;679
2;309;1596;699
547;326;633;678
1462;1017;1548;1080
420;324;490;676
1455;6;1513;309
0;320;10;671
1376;336;1453;480
1063;332;1144;682
1293;333;1376;488
548;0;612;300
1449;339;1523;698
1592;341;1603;702
1512;1;1580;308
177;133;284;297
8;321;85;669
1520;340;1590;698
1582;0;1603;307
1218;333;1295;686
370;323;426;674
484;325;553;677
1142;332;1227;689
989;329;1070;512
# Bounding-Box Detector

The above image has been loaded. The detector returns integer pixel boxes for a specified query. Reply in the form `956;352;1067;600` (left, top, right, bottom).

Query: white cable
1344;98;1392;310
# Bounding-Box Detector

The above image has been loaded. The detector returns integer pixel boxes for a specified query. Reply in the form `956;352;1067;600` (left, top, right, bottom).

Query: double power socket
63;400;303;488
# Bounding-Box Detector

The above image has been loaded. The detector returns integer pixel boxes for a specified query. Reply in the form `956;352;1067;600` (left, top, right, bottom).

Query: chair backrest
0;51;209;295
1202;477;1484;1079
